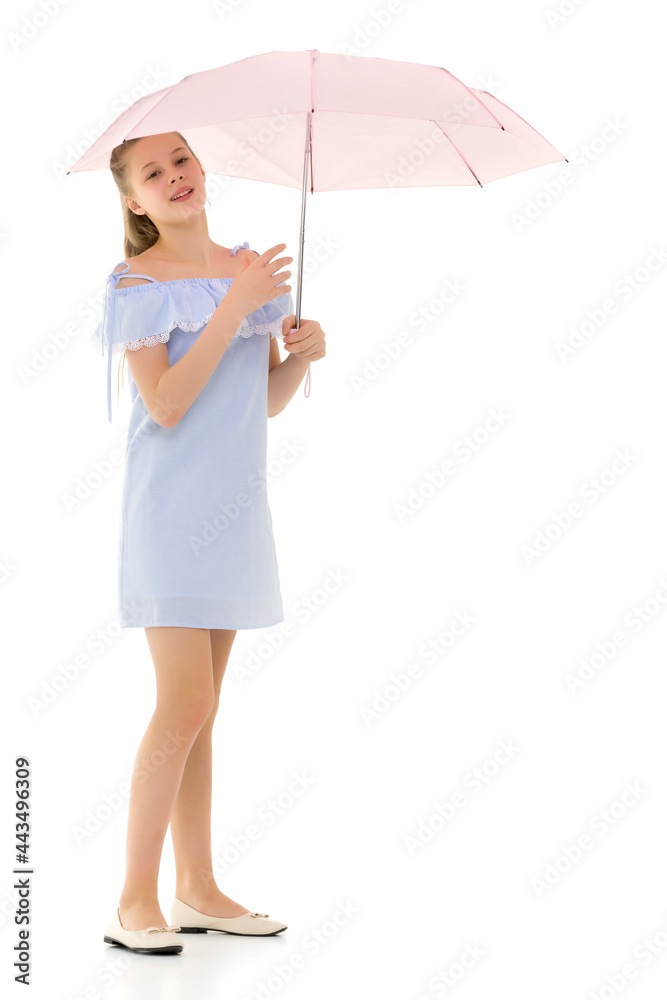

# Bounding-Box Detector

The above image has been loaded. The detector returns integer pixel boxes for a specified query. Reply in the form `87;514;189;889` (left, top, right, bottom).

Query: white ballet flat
170;896;287;936
103;907;183;954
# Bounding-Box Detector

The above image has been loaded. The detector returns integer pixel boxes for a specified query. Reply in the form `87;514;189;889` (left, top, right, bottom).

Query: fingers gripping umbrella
68;49;568;405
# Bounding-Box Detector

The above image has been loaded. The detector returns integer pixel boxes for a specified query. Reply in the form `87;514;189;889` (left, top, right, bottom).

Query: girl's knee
160;688;216;733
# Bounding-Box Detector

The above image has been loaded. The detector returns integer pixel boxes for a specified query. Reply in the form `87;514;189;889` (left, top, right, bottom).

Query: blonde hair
107;131;204;402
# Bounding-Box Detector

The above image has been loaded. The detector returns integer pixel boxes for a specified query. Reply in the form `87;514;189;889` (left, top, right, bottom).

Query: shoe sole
103;935;182;954
176;925;287;936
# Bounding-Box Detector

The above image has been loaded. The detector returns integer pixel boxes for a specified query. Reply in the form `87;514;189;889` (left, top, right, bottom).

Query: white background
3;1;667;997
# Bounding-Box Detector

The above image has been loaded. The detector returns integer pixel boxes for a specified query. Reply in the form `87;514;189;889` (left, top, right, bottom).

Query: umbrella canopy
68;49;566;188
69;49;567;400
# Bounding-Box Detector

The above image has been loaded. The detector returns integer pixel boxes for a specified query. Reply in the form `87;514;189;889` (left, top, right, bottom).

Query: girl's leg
118;626;215;931
171;628;250;917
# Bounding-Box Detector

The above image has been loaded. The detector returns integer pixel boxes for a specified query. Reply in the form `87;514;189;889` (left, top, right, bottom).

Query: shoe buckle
250;912;269;918
146;924;180;933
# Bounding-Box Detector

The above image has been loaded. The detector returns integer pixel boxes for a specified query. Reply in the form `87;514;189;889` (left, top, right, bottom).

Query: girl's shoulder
108;243;254;288
109;251;162;289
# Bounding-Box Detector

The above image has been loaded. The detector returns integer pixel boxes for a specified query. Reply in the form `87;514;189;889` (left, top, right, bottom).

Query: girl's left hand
281;315;326;362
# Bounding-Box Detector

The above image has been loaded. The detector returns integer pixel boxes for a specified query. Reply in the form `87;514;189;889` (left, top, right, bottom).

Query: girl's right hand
227;243;293;316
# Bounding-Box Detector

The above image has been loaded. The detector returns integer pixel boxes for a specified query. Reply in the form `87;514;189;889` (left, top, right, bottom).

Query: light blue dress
91;242;294;630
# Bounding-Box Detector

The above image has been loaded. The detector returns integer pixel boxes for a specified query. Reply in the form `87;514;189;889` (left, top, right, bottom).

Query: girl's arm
268;349;311;417
125;292;248;428
268;314;326;417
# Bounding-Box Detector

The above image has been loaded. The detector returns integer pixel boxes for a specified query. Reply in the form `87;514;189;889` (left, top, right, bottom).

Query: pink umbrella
69;49;568;399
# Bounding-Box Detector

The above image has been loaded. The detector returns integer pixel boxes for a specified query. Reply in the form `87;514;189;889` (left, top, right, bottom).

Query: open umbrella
68;48;568;401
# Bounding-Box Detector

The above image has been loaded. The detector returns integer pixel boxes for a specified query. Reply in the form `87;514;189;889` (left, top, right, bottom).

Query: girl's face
124;133;205;224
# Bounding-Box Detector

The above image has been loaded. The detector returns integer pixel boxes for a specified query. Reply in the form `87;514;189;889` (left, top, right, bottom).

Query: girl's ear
125;195;144;215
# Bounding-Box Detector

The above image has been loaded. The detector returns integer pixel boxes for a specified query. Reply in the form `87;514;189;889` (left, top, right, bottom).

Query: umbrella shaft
295;110;312;329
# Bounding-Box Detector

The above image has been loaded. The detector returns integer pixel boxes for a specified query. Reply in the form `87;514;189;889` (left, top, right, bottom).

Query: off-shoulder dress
91;241;293;630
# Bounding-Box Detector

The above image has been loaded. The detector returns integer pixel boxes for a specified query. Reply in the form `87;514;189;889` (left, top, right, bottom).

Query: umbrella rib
477;90;569;161
440;68;506;130
432;121;489;187
125;78;192;140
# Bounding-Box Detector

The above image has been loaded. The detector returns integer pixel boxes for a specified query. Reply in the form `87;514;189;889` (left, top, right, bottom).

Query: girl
97;130;326;956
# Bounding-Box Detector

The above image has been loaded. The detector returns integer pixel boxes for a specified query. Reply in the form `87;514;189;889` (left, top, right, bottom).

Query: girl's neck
151;216;215;267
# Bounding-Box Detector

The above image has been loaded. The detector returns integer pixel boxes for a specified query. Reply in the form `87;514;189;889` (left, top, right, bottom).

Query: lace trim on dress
118;316;282;352
237;321;281;339
125;331;172;351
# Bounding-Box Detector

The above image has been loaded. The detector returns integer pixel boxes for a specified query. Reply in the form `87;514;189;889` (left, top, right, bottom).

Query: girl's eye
147;156;188;180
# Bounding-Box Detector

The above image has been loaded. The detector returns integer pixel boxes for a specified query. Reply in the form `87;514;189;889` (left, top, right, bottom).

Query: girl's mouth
171;188;193;202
